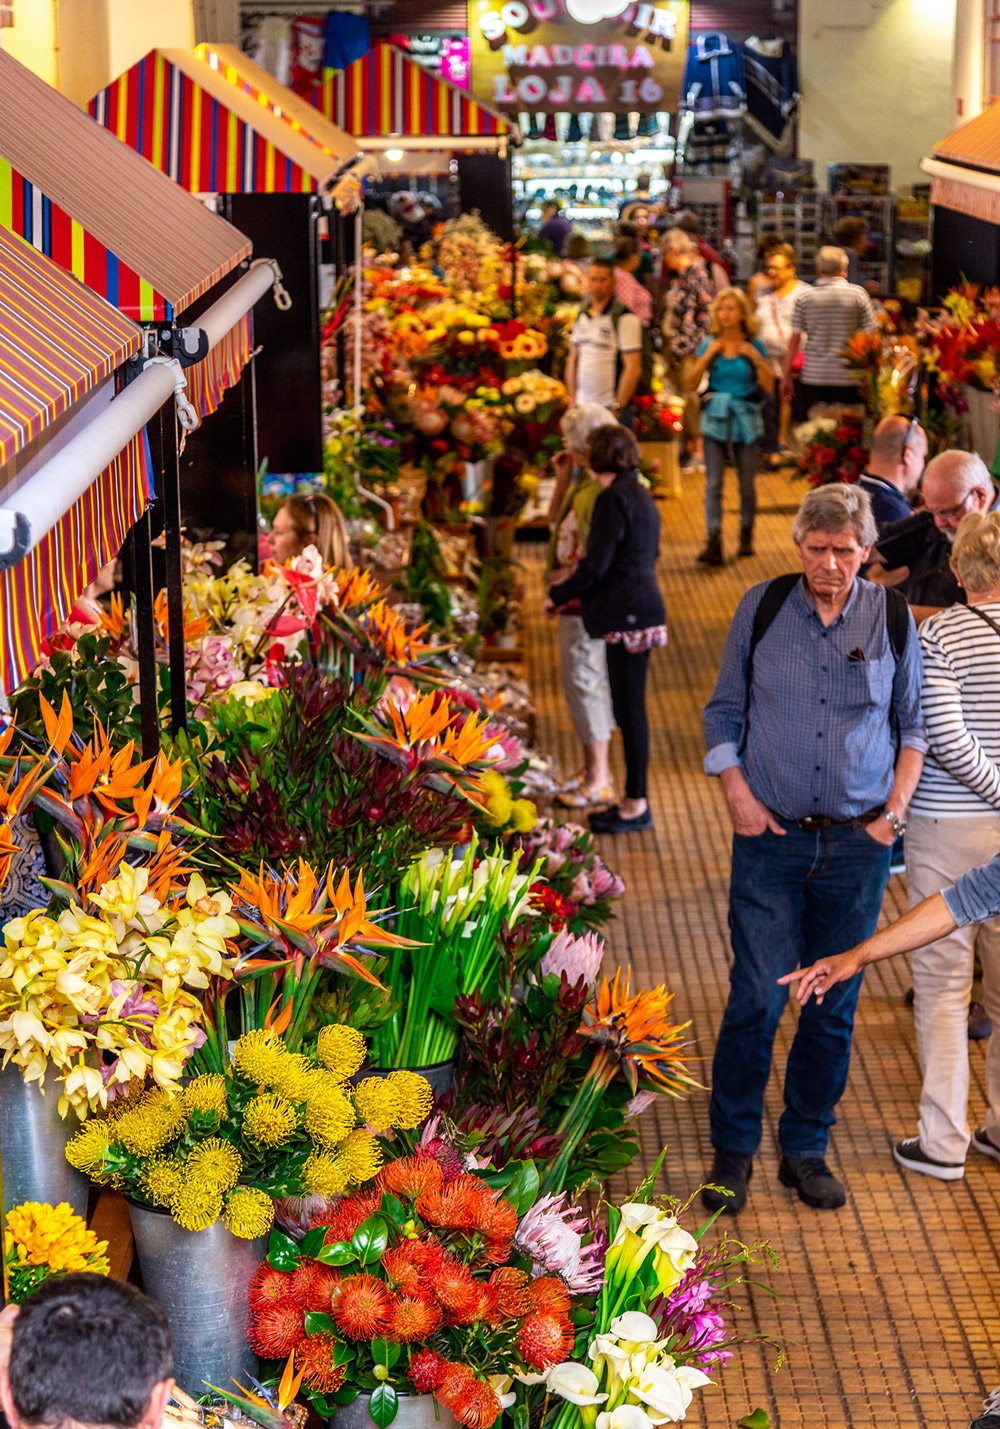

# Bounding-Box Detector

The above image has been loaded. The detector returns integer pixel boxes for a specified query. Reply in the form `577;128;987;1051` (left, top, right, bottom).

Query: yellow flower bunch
66;1028;432;1239
478;770;537;835
5;1202;109;1303
0;867;238;1118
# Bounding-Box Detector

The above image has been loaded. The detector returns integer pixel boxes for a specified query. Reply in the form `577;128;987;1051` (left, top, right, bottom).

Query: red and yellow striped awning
0;49;250;322
89;45;360;195
315;45;510;140
0;226;141;468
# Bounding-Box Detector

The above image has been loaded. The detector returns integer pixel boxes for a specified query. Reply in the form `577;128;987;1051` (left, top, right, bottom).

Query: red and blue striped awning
315;45;511;140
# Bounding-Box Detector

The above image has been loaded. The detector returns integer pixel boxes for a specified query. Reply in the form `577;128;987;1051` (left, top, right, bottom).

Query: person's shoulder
752;337;768;355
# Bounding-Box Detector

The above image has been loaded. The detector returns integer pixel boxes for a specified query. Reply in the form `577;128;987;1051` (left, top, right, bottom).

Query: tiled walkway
518;468;1000;1429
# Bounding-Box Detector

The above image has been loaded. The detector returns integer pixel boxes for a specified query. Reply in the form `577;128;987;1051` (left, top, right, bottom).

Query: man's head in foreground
0;1274;173;1429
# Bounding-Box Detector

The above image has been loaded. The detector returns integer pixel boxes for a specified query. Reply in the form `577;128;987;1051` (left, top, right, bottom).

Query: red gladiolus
247;1302;307;1358
329;1272;392;1339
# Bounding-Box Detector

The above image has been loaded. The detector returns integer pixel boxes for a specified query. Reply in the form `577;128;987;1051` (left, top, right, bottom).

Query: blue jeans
702;434;758;538
710;819;892;1157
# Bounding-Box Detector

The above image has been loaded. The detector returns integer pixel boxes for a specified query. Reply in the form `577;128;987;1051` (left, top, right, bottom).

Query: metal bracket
0;511;32;571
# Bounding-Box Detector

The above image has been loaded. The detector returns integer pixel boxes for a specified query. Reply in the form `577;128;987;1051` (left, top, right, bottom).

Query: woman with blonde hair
270;492;352;569
686;286;774;565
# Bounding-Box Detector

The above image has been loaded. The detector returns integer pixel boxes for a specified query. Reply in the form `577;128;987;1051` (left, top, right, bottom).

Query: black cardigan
549;472;666;638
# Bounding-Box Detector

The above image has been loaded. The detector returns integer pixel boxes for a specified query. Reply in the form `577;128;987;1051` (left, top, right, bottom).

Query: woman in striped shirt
893;510;1000;1181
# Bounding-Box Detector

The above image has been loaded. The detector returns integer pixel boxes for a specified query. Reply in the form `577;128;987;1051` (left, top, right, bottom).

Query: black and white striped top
791;278;878;386
910;600;1000;815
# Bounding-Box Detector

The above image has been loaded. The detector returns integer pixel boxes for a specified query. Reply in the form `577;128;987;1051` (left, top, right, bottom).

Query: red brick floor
518;467;1000;1429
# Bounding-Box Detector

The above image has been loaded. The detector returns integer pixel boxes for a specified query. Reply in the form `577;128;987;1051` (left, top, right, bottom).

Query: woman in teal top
687;288;775;565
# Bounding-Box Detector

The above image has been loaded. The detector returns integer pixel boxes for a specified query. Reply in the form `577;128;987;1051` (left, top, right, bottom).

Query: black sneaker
972;1127;1000;1163
970;1384;1000;1427
588;806;653;834
701;1149;753;1215
778;1154;846;1209
969;1002;993;1040
893;1137;964;1181
696;533;723;566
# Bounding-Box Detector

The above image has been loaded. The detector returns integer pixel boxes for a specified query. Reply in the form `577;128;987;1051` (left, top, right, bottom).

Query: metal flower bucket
127;1202;266;1395
329;1393;458;1429
0;1062;88;1217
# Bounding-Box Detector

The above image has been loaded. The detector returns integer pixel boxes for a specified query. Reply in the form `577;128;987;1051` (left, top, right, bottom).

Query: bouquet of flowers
544;1173;780;1428
918;282;1000;409
65;1028;432;1238
514;819;625;932
631;393;685;444
4;1202;110;1303
793;413;868;486
839;329;885;415
246;1155;573;1427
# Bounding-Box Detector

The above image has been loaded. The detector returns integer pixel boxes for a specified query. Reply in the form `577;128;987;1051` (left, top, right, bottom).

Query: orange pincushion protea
311;1187;383;1244
249;1263;297;1309
246;1302;307;1358
329;1272;392;1339
437;1364;503;1429
380;1154;444;1199
433;1256;481;1322
387;1295;443;1342
416;1174;492;1231
525;1276;571;1315
517;1310;574;1369
381;1243;424;1297
295;1334;348;1394
288;1260;338;1311
488;1266;531;1318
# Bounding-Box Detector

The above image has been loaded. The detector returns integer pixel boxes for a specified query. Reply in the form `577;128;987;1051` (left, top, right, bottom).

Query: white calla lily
629;1363;714;1424
489;1375;516;1410
595;1407;654;1429
610;1203;663;1246
545;1363;609;1406
608;1311;660;1344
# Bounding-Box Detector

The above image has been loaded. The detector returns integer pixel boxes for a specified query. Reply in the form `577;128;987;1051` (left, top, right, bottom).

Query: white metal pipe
197;258;285;348
0;360;181;566
920;154;1000;195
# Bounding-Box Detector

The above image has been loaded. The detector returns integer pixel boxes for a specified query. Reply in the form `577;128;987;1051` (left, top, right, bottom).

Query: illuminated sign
470;0;687;114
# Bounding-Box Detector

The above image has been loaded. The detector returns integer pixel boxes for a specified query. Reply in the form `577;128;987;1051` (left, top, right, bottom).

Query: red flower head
249;1263;298;1310
381;1156;444;1200
388;1295;443;1342
474;1195;518;1247
330;1272;392;1340
247;1303;307;1358
416;1174;486;1232
381;1243;424;1297
408;1349;447;1393
311;1189;383;1245
438;1365;503;1429
433;1256;481;1323
289;1260;339;1312
295;1334;348;1393
488;1267;530;1318
517;1310;574;1369
526;1277;572;1315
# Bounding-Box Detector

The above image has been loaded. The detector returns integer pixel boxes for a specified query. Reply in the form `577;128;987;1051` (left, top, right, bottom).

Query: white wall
798;0;958;190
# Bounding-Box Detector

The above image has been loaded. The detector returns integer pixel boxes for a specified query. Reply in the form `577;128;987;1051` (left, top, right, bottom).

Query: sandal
554;782;616;809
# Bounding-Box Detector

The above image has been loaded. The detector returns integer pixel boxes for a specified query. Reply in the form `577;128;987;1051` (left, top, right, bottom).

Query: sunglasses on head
901;417;919;455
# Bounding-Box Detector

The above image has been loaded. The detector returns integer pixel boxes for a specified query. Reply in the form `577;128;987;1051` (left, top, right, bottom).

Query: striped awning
315;45;512;141
0;226;141;468
0;49;250;321
89;45;360;196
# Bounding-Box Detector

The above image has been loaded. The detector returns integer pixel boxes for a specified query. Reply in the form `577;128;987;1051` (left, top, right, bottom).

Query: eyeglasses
928;490;974;522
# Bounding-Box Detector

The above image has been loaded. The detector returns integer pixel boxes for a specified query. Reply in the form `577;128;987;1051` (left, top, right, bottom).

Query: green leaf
367;1384;398;1428
378;1193;407;1228
738;1412;770;1429
512;1159;540;1213
266;1229;301;1271
299;1226;329;1257
304;1311;339;1337
351;1215;389;1265
330;1387;360;1407
316;1239;358;1266
371;1337;401;1370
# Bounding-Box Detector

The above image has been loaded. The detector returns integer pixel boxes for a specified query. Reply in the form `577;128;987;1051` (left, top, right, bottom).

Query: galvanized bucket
0;1062;88;1217
329;1393;458;1429
127;1201;266;1395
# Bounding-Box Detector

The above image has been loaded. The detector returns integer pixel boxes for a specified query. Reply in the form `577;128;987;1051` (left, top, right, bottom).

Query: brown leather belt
794;806;883;832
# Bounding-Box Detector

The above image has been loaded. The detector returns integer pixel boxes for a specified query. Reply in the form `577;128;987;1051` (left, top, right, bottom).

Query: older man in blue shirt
702;484;926;1214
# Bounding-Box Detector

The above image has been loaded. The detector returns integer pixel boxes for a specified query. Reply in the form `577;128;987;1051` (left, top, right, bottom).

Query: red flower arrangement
631;394;684;443
248;1157;573;1428
795;413;869;487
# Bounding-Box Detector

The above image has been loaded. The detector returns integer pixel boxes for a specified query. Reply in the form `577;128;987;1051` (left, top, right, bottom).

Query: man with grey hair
701;483;926;1214
781;245;878;422
872;449;999;621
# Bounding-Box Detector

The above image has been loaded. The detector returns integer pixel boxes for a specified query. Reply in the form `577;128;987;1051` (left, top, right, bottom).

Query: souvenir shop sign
469;0;688;115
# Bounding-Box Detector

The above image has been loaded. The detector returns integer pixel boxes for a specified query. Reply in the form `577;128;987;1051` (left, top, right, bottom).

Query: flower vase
639;440;681;499
328;1393;458;1429
127;1202;267;1393
0;1062;88;1218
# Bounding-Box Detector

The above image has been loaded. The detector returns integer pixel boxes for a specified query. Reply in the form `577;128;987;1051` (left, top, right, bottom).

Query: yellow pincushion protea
315;1023;367;1080
352;1072;433;1134
223;1186;274;1239
5;1202;109;1303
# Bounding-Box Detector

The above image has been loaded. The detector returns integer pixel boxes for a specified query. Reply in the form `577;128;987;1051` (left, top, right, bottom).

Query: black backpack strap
883;585;909;661
738;574;801;757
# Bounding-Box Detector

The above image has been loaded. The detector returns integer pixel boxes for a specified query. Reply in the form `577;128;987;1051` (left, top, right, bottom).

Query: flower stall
88;43;374;484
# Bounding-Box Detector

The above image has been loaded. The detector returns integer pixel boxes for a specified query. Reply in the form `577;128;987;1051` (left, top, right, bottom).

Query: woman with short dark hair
544;425;666;833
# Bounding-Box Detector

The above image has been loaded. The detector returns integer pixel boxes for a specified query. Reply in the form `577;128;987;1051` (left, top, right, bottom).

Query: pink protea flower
592;860;626;899
570;870;595;904
514;1194;605;1293
540;928;604;989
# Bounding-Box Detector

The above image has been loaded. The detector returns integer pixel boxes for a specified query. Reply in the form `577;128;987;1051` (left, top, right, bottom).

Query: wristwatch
880;807;906;838
610;401;621;412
